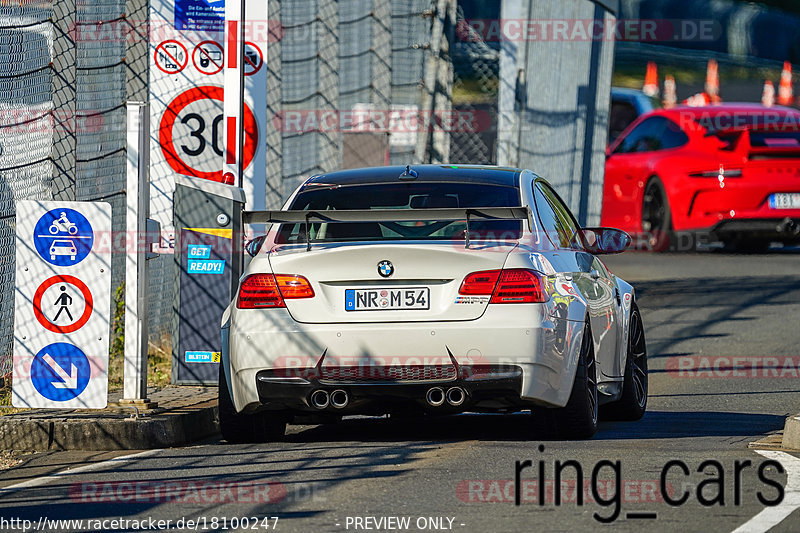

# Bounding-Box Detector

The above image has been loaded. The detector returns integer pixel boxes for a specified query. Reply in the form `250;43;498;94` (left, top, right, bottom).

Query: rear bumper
678;183;800;238
254;364;527;415
711;217;800;242
227;305;586;413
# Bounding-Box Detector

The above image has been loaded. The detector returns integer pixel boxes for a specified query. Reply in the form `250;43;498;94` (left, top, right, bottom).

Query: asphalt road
2;251;800;533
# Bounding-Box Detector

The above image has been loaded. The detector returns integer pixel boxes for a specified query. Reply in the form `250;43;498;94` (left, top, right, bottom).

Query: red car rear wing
705;126;800;158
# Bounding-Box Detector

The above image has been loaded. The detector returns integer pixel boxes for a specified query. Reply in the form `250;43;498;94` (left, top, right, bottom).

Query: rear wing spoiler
242;206;533;250
704;125;800;157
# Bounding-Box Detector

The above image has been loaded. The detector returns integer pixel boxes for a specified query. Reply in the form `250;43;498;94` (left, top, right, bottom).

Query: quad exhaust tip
330;389;349;409
310;389;330;409
446;387;466;406
426;387;445;407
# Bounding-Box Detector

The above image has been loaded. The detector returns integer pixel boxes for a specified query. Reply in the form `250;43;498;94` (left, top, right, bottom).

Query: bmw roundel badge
377;260;394;278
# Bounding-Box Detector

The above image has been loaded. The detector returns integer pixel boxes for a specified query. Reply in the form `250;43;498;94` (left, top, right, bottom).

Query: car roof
301;165;521;189
611;88;657;110
611;87;650;100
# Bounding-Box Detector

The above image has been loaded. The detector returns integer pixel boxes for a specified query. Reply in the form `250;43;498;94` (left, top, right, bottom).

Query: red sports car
602;104;800;251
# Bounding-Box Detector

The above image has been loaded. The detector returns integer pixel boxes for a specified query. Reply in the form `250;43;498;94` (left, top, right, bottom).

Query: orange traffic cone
643;62;659;97
778;61;793;106
682;93;710;107
705;59;721;104
663;75;677;108
762;80;775;107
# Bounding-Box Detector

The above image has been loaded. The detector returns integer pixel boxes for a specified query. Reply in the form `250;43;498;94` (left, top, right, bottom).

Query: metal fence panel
0;0;129;376
0;0;617;378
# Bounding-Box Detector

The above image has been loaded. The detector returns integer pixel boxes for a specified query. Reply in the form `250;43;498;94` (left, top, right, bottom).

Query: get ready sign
12;201;112;409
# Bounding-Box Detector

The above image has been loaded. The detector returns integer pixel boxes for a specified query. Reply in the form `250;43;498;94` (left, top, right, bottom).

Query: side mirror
578;227;631;255
245;235;267;257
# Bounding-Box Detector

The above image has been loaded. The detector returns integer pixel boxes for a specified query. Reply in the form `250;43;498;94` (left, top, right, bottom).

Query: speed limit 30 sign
158;85;258;183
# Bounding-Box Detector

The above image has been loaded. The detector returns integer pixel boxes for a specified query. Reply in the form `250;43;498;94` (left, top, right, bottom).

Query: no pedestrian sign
12;201;112;409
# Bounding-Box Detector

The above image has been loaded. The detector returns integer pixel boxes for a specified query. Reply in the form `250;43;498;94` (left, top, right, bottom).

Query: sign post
12;201;112;409
120;102;158;409
222;0;246;187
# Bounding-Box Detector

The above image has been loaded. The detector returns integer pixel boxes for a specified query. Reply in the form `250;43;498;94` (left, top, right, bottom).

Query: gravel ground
0;450;22;470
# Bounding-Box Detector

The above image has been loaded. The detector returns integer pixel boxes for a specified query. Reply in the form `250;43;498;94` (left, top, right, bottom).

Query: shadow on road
634;274;800;358
596;410;786;440
273;409;785;443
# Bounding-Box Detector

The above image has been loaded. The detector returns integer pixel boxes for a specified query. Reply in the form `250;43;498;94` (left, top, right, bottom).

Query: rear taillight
237;273;314;309
459;270;501;295
491;269;546;303
689;167;742;178
459;268;547;303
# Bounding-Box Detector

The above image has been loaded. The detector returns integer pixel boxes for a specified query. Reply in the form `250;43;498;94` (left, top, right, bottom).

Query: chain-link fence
0;1;56;376
450;4;499;164
1;0;617;380
0;0;134;376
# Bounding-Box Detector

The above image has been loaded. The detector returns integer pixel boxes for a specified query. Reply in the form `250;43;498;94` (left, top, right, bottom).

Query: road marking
731;450;800;533
0;449;161;496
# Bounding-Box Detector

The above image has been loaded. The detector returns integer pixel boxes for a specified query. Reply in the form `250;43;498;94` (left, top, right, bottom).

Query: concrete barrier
783;414;800;451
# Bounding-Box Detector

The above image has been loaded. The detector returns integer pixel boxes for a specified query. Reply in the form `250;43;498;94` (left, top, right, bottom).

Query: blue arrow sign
33;207;94;266
30;343;91;401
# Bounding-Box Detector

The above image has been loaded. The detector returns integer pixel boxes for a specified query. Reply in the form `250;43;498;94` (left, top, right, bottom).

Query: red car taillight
688;168;742;178
459;268;547;303
490;269;547;303
459;270;501;295
236;273;315;309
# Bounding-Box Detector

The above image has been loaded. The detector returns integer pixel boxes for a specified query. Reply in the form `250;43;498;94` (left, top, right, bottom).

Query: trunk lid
267;241;517;323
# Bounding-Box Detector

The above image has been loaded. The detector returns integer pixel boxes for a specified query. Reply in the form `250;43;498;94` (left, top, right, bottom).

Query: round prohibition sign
33;275;93;334
159;85;258;182
155;40;188;74
192;40;224;75
243;42;263;76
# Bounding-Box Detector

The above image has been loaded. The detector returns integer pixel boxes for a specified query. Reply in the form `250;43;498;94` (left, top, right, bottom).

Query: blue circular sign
31;343;91;401
33;208;94;266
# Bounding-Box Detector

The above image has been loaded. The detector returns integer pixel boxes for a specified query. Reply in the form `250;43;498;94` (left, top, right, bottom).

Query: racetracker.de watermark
0;110;105;134
271;109;491;134
666;356;800;378
69;20;284;45
69;480;286;503
269;355;496;381
456;479;670;504
675;110;800;133
456;19;720;43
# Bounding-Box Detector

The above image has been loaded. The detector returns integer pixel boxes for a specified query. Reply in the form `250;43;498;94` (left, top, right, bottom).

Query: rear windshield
276;182;522;244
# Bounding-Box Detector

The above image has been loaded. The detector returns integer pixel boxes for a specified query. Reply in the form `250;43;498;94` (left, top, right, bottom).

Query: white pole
121;102;155;407
223;0;246;187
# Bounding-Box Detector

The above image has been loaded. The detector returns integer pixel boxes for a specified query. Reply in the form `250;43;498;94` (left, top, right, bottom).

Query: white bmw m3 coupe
220;165;648;442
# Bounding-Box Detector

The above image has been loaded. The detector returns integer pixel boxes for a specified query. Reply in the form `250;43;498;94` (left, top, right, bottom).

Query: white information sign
12;201;112;409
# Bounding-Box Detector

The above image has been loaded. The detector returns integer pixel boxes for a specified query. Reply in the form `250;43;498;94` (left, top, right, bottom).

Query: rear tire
641;177;673;252
218;366;286;443
601;302;648;421
534;322;598;439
